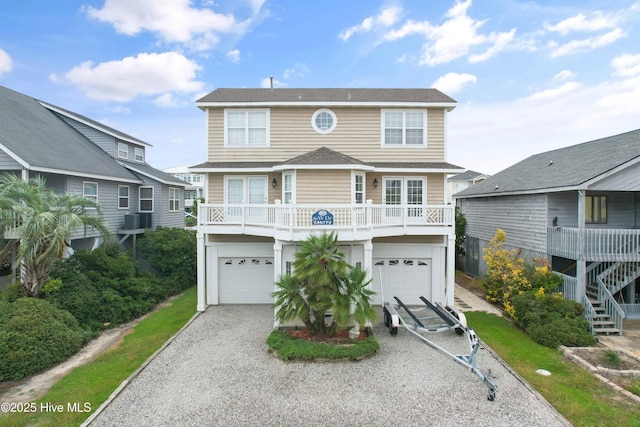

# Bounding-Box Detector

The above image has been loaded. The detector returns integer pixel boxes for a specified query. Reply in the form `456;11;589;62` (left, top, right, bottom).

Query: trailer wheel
383;309;390;327
455;327;464;336
389;327;398;336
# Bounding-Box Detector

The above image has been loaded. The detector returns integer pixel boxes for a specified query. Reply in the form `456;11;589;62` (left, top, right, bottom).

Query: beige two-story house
191;88;463;313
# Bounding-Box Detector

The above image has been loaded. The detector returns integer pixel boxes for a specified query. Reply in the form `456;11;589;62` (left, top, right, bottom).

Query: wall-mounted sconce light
272;178;277;188
373;178;379;188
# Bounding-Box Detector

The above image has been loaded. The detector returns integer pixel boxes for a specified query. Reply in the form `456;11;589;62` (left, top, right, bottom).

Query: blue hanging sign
312;209;334;225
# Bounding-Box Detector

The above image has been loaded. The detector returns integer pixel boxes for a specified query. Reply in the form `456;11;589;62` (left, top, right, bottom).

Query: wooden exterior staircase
585;283;622;335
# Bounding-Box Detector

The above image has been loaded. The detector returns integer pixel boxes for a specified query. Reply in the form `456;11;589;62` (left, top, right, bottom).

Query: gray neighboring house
0;85;186;283
455;128;640;334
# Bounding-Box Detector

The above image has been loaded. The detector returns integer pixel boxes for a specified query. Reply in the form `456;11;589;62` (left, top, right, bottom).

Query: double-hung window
83;182;98;204
134;147;144;162
117;142;128;159
382;110;426;146
225;109;269;147
169;187;180;212
118;185;129;209
139;187;154;212
586;195;607;224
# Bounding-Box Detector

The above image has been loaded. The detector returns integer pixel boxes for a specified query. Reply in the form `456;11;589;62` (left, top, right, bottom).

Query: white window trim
282;171;296;204
382;176;426;204
380;109;427;147
134;147;144;162
118;185;130;210
352;171;365;204
83;181;98;205
169;187;180;212
117;142;128;159
223;109;270;147
311;108;337;134
139;186;154;213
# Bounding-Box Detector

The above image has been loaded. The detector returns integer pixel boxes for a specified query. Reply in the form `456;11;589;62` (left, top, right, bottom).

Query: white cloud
52;51;203;102
612;53;640;77
544;11;621;35
382;0;515;66
282;63;309;80
84;0;252;51
554;70;576;81
154;93;179;108
527;81;581;101
548;28;626;58
227;49;241;63
0;48;12;75
260;76;285;88
432;72;477;94
449;71;640;175
339;5;402;41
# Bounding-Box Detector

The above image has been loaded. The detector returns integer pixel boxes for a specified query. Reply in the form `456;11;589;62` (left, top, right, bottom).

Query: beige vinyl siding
294;170;352;203
206;107;446;163
209;171;446;205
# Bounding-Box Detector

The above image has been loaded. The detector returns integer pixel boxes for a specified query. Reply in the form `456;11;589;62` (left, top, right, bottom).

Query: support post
196;232;206;311
446;233;456;307
273;240;283;328
576;189;586;302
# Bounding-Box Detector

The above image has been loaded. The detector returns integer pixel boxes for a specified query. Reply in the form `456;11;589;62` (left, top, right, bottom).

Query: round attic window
311;109;337;134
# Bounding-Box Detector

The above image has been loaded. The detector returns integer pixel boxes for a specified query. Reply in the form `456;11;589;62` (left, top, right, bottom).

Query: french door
225;176;268;222
383;177;425;221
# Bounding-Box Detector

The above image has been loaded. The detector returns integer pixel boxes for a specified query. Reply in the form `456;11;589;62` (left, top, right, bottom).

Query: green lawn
0;286;197;427
466;311;640;427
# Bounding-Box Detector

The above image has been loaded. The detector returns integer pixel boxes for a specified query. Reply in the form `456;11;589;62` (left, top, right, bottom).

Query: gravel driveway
87;305;570;426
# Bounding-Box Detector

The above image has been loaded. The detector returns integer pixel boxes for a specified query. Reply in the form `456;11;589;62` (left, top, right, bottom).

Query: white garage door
219;257;274;304
371;258;431;305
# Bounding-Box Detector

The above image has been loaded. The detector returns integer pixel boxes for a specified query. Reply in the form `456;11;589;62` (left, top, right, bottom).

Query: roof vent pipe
269;76;274;90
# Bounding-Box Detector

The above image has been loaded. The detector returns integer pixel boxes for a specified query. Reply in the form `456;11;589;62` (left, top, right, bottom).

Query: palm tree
272;232;376;337
0;173;109;297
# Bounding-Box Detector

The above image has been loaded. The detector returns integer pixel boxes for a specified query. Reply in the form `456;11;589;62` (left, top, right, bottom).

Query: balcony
547;227;640;262
198;203;454;241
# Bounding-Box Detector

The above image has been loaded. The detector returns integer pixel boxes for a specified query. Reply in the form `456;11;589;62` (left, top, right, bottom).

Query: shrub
0;298;90;381
528;316;596;348
0;281;26;302
47;245;169;331
266;329;379;362
138;227;196;291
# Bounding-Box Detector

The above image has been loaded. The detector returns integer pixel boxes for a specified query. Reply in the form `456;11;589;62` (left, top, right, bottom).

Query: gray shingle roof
189;147;464;171
197;88;456;105
120;161;187;186
0;86;140;182
455;128;640;198
283;147;365;165
448;170;488;182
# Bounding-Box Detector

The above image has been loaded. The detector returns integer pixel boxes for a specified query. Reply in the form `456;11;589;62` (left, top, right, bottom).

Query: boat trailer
383;296;498;401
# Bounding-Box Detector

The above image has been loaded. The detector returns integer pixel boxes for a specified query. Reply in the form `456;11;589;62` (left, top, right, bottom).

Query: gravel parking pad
88;305;569;426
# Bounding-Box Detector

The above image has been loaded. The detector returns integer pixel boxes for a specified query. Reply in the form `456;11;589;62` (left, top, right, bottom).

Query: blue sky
1;0;639;175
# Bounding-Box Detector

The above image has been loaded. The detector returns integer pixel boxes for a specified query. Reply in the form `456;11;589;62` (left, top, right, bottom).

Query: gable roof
40;101;151;147
455;128;640;198
196;88;456;109
448;170;488;182
120;161;187;187
0;86;141;183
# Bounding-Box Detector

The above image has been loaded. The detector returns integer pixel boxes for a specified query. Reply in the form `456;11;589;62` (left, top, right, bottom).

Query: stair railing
595;277;625;335
582;294;595;334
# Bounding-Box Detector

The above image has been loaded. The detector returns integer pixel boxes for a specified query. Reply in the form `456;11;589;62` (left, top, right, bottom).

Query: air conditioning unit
124;214;140;230
138;212;152;228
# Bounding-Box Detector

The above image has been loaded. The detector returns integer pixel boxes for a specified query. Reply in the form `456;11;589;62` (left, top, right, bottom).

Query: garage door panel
219;257;274;304
372;258;431;305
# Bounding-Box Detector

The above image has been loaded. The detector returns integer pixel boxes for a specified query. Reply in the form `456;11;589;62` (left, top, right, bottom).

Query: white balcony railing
198;203;454;235
547;227;640;261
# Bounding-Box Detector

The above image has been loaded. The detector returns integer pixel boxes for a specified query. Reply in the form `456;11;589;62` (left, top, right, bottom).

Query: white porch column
363;239;373;328
446;234;456;307
273;239;283;328
196;232;206;311
576;189;586;302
